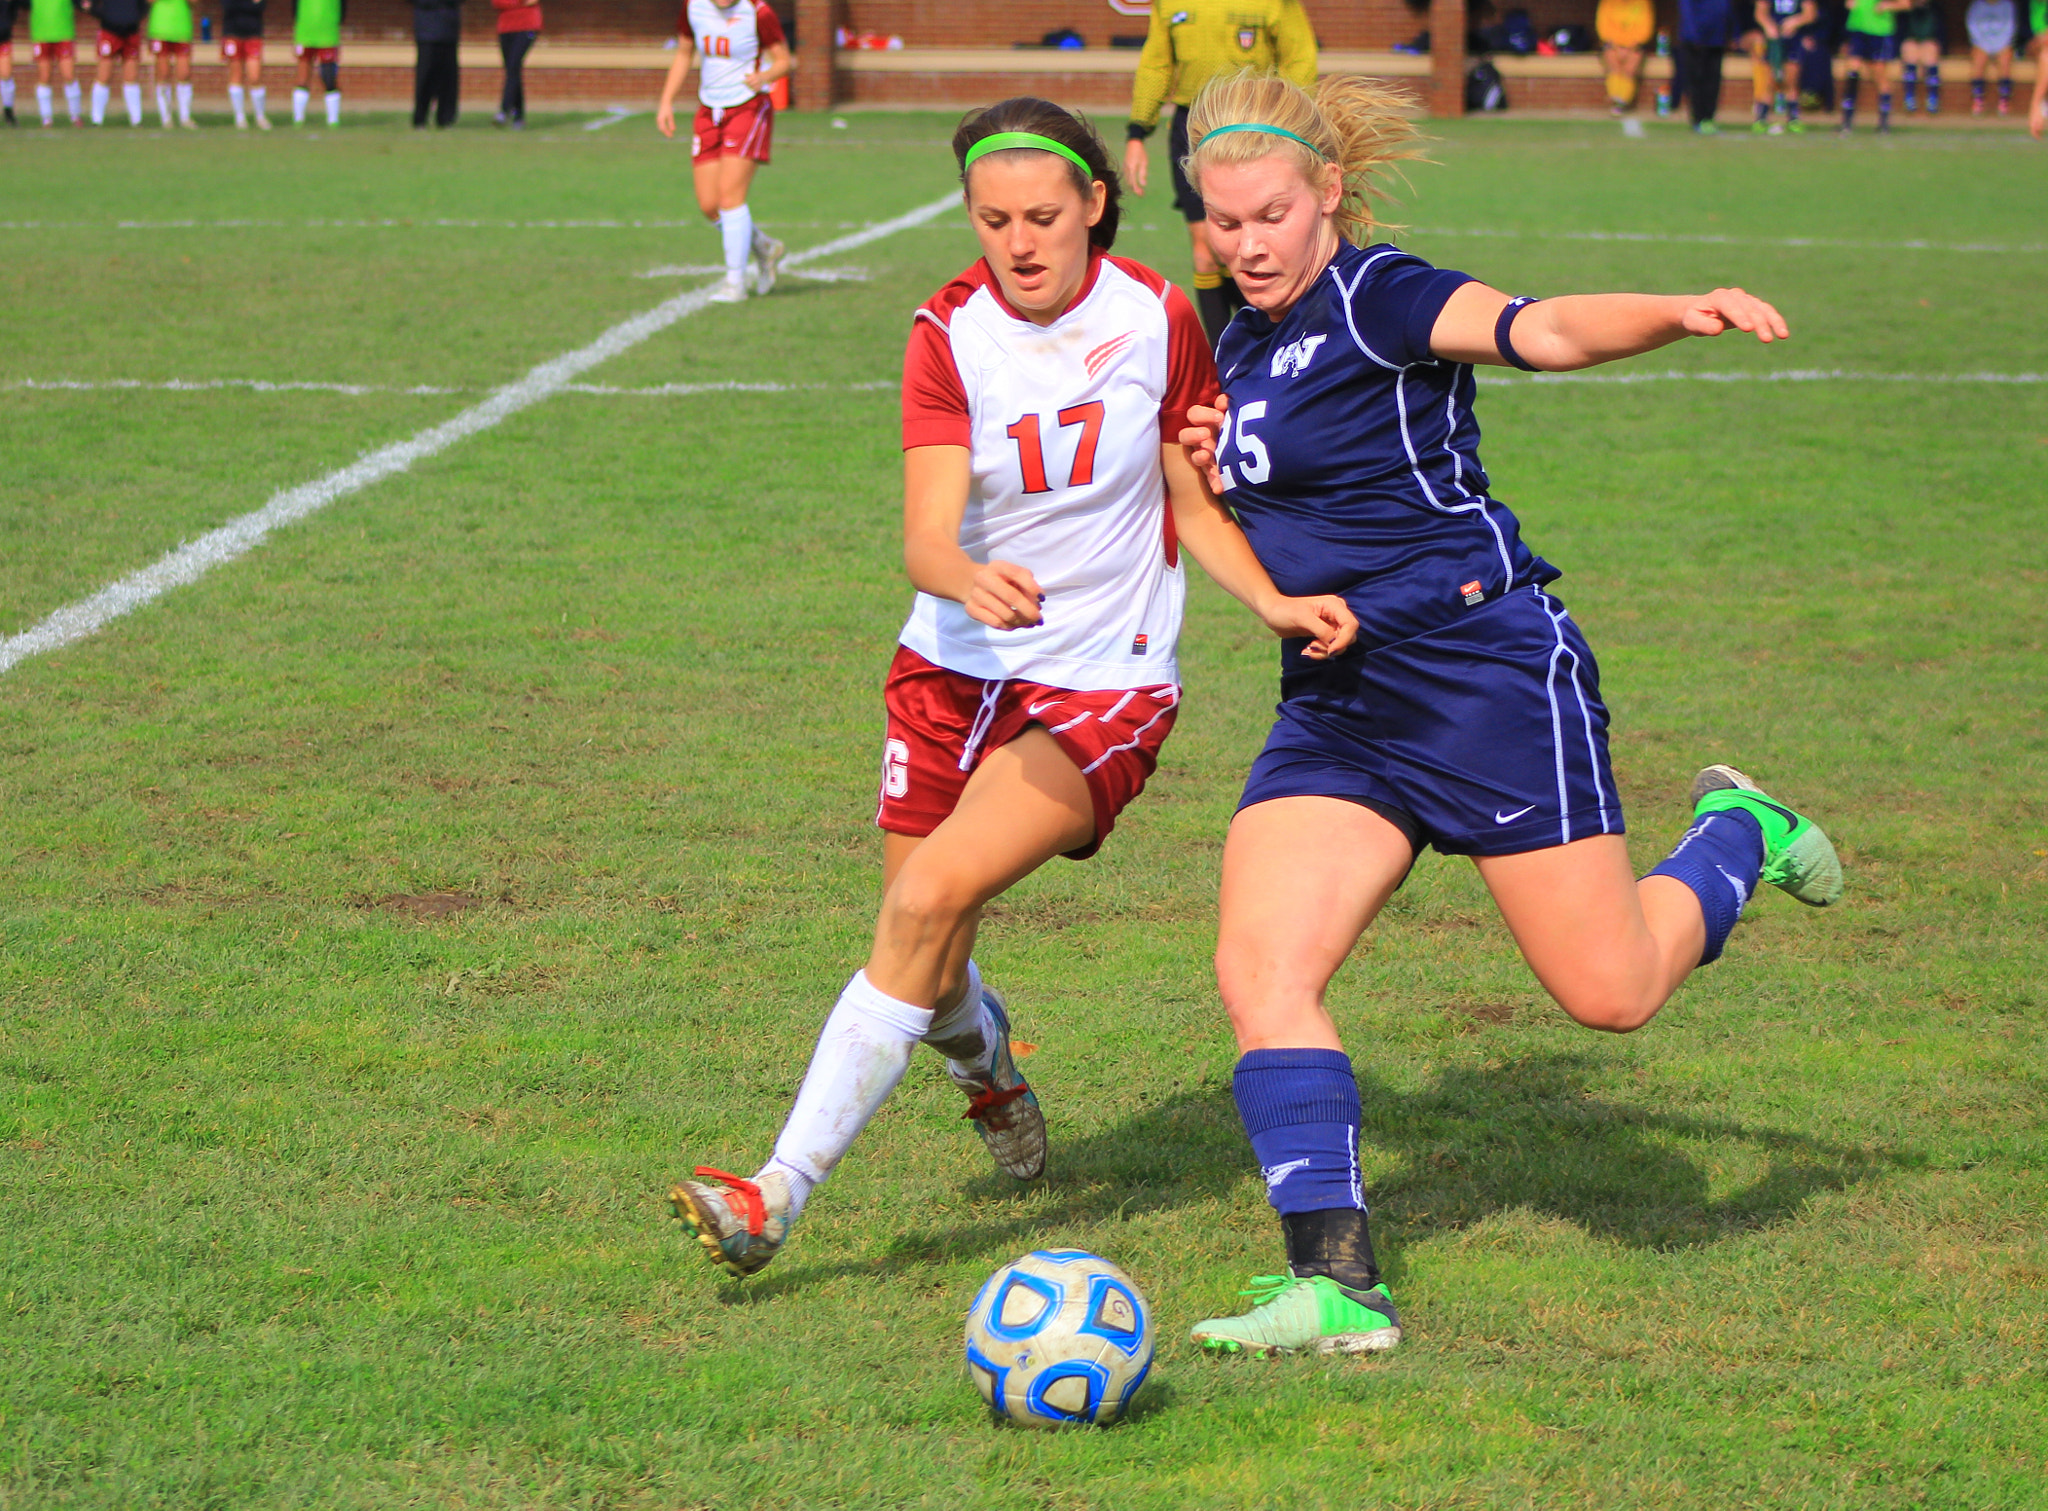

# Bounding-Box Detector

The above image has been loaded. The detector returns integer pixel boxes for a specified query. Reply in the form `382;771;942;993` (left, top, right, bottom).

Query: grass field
3;109;2046;1509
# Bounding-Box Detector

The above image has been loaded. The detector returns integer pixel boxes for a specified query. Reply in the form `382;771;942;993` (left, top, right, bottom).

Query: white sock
755;1156;818;1222
766;971;933;1201
324;90;339;125
292;86;307;122
251;84;266;118
155;83;171;126
229;82;244;121
719;203;753;280
124;81;142;123
91;81;108;123
175;81;191;122
922;959;998;1081
37;83;52;124
63;79;81;120
1;79;14;109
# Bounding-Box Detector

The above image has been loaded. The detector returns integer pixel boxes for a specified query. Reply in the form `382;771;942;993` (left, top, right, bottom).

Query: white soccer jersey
681;0;783;109
900;254;1216;692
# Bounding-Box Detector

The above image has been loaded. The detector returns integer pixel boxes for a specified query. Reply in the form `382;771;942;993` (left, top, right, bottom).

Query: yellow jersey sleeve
1130;2;1179;130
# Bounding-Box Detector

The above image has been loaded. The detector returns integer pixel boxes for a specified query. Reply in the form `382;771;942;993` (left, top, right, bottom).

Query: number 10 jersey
900;253;1216;693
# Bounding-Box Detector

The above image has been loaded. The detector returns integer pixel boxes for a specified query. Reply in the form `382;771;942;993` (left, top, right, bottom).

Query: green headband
1198;122;1328;158
962;131;1096;179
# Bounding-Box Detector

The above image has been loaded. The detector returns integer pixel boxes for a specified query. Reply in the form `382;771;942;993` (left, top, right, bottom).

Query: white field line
636;262;871;282
11;371;2043;402
1481;368;2048;386
0;192;958;676
0;217;967;231
1409;226;2047;254
3;377;899;397
581;106;636;132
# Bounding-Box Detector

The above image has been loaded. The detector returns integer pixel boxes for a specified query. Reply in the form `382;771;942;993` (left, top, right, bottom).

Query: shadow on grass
726;1051;1906;1299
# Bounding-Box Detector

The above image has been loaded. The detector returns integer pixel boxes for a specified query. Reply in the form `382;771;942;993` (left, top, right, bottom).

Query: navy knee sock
1645;808;1765;965
1233;1048;1365;1215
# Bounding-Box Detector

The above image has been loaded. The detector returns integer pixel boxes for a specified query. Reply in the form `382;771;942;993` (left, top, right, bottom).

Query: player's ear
1319;162;1343;216
1084;179;1107;228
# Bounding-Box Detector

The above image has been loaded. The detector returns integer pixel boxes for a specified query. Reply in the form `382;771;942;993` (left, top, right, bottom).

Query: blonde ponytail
1184;72;1424;246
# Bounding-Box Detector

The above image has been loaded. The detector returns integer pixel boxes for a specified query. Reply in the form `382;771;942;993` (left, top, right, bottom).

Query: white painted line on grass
0;192;958;677
1482;368;2047;386
636;263;872;283
1410;226;2046;254
581;106;636;132
3;377;900;398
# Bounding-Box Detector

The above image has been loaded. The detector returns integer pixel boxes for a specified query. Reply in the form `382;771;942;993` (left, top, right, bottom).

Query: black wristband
1495;296;1541;372
1126;121;1155;141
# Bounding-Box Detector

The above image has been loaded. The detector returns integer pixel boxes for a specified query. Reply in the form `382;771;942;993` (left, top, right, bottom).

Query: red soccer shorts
221;37;263;60
34;41;75;61
294;45;339;63
97;29;141;59
692;94;774;164
149;39;191;58
875;645;1180;860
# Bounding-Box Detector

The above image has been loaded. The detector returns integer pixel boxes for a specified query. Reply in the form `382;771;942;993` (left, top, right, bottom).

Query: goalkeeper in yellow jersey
1124;0;1317;342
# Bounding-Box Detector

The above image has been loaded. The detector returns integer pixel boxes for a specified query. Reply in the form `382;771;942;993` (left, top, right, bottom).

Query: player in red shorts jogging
655;0;794;304
667;98;1358;1280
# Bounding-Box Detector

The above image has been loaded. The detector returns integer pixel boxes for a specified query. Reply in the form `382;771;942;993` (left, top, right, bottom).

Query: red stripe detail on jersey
1084;330;1136;378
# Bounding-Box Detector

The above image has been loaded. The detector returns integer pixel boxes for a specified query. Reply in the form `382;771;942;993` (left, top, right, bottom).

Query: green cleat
1190;1274;1401;1357
1689;764;1844;907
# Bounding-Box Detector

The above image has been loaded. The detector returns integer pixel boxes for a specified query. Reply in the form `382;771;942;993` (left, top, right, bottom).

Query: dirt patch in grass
380;892;485;921
1447;1001;1518;1033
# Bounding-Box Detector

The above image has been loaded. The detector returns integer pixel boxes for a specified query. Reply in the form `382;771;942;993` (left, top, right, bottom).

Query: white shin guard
765;972;932;1204
922;959;997;1081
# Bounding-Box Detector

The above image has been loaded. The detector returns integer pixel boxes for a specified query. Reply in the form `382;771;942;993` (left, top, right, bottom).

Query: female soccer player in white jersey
655;0;794;305
668;97;1359;1280
1170;73;1845;1357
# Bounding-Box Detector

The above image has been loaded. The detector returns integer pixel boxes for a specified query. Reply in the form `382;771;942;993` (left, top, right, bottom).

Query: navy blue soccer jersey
1213;239;1560;667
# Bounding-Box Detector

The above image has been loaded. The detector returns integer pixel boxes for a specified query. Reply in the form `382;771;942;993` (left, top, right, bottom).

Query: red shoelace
692;1166;765;1235
962;1082;1031;1123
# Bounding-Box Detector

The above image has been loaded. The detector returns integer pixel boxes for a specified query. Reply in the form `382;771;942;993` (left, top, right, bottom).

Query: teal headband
962;131;1096;179
1198;122;1328;158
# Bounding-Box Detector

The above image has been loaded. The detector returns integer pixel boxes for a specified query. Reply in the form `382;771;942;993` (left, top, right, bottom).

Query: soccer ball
964;1250;1154;1428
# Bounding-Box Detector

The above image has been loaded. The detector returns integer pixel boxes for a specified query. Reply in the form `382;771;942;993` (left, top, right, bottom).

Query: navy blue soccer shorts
1239;586;1625;858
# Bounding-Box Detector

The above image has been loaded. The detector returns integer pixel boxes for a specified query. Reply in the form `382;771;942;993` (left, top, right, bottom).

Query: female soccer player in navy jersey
668;97;1358;1280
1171;73;1845;1358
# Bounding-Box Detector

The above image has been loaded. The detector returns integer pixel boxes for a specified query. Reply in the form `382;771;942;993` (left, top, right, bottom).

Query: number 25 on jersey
1217;399;1270;492
1005;403;1105;494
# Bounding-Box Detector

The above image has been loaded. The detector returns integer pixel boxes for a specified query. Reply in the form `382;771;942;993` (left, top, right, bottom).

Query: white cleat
254;114;272;130
750;234;786;296
708;273;748;304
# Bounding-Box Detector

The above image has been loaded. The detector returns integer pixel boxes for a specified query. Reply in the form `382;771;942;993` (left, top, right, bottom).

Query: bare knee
1214;942;1341;1053
1554;985;1664;1034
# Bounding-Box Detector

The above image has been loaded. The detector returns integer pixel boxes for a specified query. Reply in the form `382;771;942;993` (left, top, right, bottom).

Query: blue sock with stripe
1232;1049;1364;1215
1646;809;1765;965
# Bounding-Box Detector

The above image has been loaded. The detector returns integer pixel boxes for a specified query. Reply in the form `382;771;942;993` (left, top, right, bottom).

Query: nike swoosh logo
1026;699;1061;717
1495;805;1536;824
1262;1158;1311;1189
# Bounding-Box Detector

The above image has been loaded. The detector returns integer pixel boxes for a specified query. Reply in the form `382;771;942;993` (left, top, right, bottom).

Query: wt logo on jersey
1270;333;1327;379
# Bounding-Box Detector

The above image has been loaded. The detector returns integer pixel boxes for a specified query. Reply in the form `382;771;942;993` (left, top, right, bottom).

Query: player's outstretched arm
1160;443;1357;660
1427;280;1791;372
902;446;1046;632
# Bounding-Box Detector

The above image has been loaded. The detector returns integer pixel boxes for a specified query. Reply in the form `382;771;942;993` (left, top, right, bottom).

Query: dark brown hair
952;97;1122;250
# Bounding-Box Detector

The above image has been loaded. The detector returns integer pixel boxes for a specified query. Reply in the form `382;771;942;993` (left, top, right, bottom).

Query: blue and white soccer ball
964;1250;1154;1428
